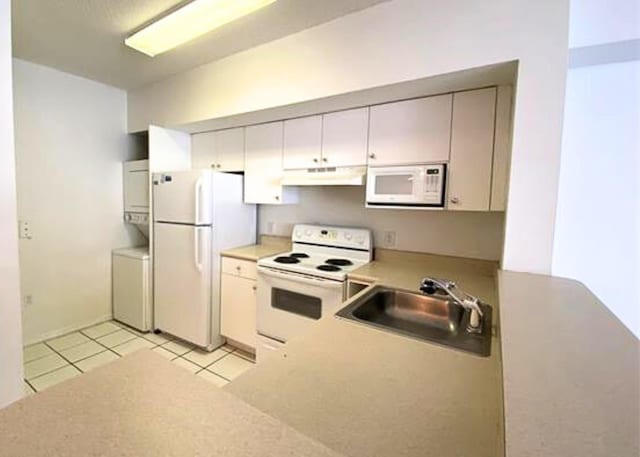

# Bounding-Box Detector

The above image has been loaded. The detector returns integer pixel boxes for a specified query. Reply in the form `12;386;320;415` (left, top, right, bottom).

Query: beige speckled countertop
0;350;343;457
221;243;288;261
227;251;504;457
221;235;290;261
349;248;499;302
498;271;640;457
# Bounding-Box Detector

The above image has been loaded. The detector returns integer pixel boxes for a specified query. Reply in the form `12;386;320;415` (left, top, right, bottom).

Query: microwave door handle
258;267;343;288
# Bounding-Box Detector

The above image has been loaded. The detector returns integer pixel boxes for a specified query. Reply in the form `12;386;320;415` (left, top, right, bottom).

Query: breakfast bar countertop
0;350;344;457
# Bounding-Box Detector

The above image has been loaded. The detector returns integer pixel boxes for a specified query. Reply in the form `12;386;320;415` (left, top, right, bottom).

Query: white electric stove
255;224;372;362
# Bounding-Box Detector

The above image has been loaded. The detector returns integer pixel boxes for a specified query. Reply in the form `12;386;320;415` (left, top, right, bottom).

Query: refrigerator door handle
194;177;202;225
194;227;203;272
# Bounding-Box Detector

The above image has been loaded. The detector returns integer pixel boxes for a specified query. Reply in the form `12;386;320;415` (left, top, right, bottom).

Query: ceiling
12;0;388;89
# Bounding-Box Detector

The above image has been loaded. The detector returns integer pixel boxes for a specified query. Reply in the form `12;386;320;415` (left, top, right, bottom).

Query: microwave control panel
424;167;442;195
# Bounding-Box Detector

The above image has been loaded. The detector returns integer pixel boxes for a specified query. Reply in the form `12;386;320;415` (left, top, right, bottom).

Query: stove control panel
292;224;372;251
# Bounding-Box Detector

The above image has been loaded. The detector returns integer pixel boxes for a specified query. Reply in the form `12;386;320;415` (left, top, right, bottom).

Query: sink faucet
420;277;484;333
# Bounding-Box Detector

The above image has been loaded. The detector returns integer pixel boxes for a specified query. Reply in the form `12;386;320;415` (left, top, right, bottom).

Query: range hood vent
281;166;366;186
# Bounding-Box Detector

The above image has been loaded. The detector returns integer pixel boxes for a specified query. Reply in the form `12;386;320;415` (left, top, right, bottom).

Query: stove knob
295;231;302;238
356;236;365;245
344;233;353;241
304;229;312;236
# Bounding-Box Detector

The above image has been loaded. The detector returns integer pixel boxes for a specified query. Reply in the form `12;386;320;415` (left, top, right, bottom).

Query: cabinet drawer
221;257;257;280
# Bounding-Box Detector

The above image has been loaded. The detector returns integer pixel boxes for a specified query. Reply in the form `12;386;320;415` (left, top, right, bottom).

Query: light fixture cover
125;0;277;57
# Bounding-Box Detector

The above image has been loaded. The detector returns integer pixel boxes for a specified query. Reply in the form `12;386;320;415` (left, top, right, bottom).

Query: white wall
128;0;569;274
13;59;144;344
260;187;504;260
0;0;24;408
569;0;640;47
553;0;640;336
553;62;639;337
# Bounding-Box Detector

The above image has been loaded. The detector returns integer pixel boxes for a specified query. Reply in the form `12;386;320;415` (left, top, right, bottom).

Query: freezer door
154;223;212;347
153;170;212;224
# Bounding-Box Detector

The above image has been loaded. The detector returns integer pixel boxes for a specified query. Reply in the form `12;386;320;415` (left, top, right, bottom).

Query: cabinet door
283;115;322;170
448;88;496;211
191;131;217;170
220;274;256;348
244;122;287;204
215;127;245;172
123;160;149;213
490;86;512;211
368;94;452;166
321;108;369;167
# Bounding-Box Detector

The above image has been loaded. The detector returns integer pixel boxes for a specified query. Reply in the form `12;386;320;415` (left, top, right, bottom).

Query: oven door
256;266;345;343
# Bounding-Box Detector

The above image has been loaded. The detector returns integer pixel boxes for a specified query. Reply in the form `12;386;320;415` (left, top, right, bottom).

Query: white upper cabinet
215;128;245;172
244;122;297;205
283;109;369;169
191;128;244;172
490;86;512;211
123;160;149;213
191;131;216;170
283;115;322;170
448;88;497;211
368;94;453;166
321;107;369;168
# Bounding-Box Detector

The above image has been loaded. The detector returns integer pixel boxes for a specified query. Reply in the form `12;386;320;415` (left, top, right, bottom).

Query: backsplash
258;187;505;261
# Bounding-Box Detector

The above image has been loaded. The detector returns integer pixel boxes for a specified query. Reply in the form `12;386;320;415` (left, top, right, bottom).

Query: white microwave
366;164;447;208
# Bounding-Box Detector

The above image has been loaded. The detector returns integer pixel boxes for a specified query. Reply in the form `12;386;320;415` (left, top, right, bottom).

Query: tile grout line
24;378;37;394
26;341;81;385
24;323;124;365
25;320;252;386
197;367;232;382
31;326;128;378
191;350;234;373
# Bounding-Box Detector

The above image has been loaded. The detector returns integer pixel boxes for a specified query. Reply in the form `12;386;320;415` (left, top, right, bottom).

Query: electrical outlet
383;231;397;248
23;294;33;308
19;220;32;239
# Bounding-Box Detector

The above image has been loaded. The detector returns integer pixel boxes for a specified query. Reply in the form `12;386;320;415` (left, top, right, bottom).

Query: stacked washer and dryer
112;160;152;332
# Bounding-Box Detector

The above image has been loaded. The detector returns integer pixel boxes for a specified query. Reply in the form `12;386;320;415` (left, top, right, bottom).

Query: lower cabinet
220;258;257;349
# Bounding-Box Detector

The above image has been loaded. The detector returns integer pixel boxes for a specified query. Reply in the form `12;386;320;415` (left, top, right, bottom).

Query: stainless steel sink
336;286;492;357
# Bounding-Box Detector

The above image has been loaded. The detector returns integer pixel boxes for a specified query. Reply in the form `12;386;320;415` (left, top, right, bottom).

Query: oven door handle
257;266;344;288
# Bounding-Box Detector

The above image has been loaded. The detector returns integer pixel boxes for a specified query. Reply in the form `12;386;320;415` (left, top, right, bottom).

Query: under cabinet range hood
281;166;367;186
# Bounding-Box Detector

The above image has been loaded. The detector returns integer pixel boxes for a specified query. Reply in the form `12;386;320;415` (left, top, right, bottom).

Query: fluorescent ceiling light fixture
125;0;277;57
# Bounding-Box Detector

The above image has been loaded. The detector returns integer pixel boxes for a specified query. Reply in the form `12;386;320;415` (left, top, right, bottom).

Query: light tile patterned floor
23;320;255;395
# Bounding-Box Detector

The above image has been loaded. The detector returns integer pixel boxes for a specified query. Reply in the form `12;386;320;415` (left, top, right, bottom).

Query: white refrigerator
152;170;256;350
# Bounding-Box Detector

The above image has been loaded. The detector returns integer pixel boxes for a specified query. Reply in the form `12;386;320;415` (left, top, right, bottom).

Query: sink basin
336;286;492;357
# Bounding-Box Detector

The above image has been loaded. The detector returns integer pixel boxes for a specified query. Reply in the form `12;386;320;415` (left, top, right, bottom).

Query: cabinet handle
210;163;216;168
216;164;221;168
313;158;319;163
275;195;280;201
236;266;241;271
450;197;460;204
252;285;257;291
322;157;328;163
369;153;376;159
